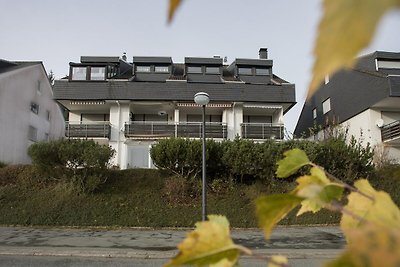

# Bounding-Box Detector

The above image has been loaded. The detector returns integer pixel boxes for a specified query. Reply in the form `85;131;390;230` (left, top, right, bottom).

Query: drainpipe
116;100;121;168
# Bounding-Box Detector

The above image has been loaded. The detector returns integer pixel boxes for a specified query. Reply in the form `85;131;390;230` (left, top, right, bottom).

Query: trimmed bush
151;136;375;185
28;139;115;193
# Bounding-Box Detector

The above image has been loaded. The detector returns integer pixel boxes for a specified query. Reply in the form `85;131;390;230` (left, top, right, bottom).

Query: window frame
30;102;40;115
322;98;331;114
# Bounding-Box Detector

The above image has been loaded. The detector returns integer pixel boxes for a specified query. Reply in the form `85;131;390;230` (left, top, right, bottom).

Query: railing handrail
66;121;111;126
382;120;400;129
241;122;284;127
125;121;227;126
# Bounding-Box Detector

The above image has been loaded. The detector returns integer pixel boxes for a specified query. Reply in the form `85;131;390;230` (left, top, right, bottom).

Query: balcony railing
65;121;111;139
241;123;284;140
381;120;400;142
124;121;227;139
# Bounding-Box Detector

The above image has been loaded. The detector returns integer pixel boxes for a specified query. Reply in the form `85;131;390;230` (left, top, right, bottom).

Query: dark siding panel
389;76;400;96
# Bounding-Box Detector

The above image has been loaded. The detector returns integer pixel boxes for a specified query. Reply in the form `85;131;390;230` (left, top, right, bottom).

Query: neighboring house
294;51;400;162
0;60;65;164
53;48;296;169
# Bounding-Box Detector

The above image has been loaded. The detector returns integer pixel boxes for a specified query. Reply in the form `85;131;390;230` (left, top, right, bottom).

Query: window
312;108;317;119
155;66;169;73
46;110;51;121
238;68;252;75
206;67;220;74
90;67;106;80
30;102;39;114
136;66;151;72
28;126;38;142
71;67;87;80
255;68;270;76
322;98;331;114
37;80;41;93
324;75;330;84
187;66;202;74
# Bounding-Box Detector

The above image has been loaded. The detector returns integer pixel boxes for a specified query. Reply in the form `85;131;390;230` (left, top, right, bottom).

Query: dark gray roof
133;57;172;64
53;80;295;112
80;56;120;63
294;51;400;137
0;60;42;74
185;57;222;65
234;58;273;67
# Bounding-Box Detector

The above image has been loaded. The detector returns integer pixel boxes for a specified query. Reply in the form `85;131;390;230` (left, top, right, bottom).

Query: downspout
116;100;121;167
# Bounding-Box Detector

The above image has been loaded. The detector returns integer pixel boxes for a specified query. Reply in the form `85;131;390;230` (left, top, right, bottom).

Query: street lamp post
194;92;210;221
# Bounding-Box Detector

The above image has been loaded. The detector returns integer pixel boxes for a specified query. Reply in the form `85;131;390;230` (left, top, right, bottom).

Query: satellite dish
376;119;384;128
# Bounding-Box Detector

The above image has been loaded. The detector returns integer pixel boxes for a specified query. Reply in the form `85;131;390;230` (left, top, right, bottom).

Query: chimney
259;48;268;59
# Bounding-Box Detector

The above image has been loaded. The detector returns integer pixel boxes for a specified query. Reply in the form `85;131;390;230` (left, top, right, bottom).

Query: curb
0;246;343;260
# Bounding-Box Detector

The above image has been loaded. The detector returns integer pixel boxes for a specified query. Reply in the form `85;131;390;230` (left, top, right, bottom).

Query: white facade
64;100;284;169
0;63;65;164
312;108;400;164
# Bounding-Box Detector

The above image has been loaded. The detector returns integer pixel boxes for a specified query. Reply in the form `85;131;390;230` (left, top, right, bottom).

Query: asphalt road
0;255;331;267
0;225;345;266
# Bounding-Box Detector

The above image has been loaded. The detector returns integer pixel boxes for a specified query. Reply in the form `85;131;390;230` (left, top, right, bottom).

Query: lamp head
194;92;210;106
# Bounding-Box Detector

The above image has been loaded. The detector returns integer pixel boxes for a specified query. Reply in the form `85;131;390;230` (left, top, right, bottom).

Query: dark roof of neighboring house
0;60;42;75
294;51;400;137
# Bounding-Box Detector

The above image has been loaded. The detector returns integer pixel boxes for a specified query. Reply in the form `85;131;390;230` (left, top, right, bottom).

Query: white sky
1;0;399;134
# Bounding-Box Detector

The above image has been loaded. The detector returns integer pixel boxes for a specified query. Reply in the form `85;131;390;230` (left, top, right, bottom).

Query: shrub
161;175;200;206
150;138;226;181
0;165;26;186
28;139;115;193
0;162;7;168
150;136;375;185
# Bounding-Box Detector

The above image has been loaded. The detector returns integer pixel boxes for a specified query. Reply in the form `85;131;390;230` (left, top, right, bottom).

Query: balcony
124;122;227;139
241;123;284;139
65;121;111;139
381;120;400;142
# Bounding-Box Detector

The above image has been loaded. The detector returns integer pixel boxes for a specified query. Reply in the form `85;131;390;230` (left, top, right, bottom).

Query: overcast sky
1;0;399;133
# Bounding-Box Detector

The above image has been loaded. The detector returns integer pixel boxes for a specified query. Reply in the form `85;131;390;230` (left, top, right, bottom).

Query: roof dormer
184;56;223;83
227;48;273;84
69;56;127;81
132;57;172;82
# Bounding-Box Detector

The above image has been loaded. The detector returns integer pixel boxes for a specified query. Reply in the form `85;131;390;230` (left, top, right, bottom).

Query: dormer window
155;66;169;73
90;67;106;80
206;67;220;74
255;68;270;76
136;66;151;73
238;68;252;75
72;67;87;80
187;66;202;74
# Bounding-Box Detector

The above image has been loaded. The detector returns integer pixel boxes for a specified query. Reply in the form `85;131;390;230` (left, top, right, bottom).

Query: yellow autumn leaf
294;167;343;216
309;0;400;96
168;0;182;23
325;224;400;267
209;258;237;267
268;255;288;267
341;179;400;234
164;215;250;267
256;194;303;239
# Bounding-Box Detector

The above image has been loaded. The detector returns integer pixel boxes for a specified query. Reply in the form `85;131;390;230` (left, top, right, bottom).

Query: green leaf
276;149;311;178
309;0;400;96
256;194;303;239
341;179;400;233
164;215;249;267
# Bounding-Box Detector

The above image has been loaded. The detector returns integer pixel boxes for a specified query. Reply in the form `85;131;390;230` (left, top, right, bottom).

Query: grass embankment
0;167;399;228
